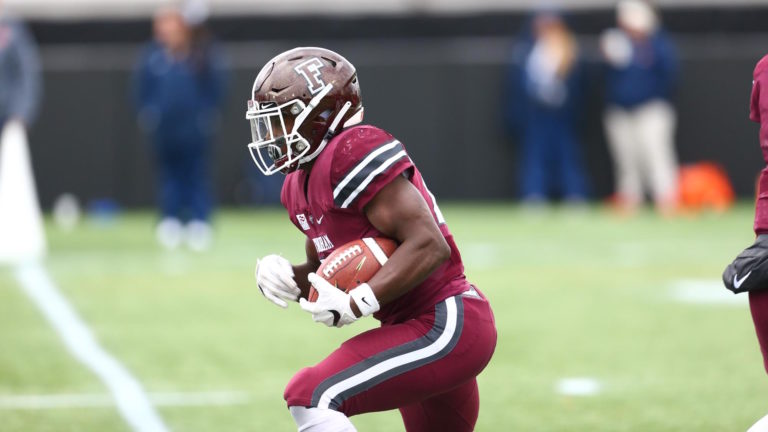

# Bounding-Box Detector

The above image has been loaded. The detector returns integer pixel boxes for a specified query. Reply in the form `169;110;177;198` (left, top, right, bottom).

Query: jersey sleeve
752;79;762;123
751;55;768;123
330;126;414;212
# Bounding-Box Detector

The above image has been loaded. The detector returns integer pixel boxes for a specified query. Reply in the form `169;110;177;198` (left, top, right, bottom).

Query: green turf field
1;203;766;431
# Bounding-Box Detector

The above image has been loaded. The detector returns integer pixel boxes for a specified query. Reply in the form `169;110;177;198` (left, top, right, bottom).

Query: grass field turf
1;203;767;431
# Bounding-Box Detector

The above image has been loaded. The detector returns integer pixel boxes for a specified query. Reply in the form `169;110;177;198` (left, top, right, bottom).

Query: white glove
299;273;358;328
255;255;300;308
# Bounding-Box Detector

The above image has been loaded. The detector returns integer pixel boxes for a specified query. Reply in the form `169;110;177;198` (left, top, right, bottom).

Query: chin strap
298;100;355;165
342;107;364;129
291;84;332;136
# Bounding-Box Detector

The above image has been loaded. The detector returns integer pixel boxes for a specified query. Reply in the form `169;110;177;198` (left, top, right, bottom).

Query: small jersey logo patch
312;235;335;253
294;57;326;95
296;214;310;231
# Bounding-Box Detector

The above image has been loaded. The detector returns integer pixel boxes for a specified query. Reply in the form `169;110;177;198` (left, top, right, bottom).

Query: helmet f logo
294;58;326;95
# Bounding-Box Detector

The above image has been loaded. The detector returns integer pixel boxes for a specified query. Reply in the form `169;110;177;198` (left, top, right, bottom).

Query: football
308;237;398;302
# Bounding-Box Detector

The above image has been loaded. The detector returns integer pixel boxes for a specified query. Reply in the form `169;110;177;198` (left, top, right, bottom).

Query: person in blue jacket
134;5;226;250
600;0;679;215
504;10;589;205
0;1;41;129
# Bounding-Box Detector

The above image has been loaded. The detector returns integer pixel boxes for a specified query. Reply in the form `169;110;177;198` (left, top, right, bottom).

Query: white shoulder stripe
333;140;400;200
362;238;389;265
340;150;408;209
317;296;459;409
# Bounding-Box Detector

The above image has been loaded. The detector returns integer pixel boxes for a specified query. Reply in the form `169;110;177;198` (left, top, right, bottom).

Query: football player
249;47;497;431
723;53;768;432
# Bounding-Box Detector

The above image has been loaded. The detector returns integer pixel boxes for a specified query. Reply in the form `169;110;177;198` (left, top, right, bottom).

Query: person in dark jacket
135;5;226;251
0;1;44;263
504;10;589;205
601;0;679;215
0;2;41;128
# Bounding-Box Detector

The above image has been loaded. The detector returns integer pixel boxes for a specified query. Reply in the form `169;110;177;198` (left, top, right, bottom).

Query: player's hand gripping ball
299;238;397;327
309;237;397;301
300;274;358;327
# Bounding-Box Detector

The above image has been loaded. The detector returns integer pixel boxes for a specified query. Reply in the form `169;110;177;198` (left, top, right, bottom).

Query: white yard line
0;391;251;410
669;279;748;306
14;262;170;432
555;377;602;396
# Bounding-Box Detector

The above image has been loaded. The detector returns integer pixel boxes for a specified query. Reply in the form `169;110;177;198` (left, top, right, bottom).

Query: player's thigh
336;294;495;416
399;379;480;432
284;294;496;417
283;317;431;409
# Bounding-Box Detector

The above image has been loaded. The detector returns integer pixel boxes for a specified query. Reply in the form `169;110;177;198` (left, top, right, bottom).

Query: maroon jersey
751;54;768;234
281;125;470;324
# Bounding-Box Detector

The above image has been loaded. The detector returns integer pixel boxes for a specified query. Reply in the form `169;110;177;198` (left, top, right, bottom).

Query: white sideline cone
0;120;46;263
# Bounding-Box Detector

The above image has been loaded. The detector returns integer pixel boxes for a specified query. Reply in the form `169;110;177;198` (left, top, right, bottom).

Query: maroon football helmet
246;47;364;175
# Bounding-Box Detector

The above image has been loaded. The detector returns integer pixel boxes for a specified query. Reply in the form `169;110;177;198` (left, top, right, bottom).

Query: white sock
156;218;183;250
749;413;768;432
185;220;212;252
289;406;356;432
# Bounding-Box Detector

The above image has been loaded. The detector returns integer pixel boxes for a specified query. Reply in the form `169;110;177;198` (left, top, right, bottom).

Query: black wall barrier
23;10;768;208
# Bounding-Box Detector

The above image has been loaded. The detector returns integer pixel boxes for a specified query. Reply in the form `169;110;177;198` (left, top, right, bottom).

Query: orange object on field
678;162;734;212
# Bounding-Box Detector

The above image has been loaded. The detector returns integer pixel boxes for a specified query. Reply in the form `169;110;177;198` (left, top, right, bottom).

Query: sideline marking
0;391;250;410
556;377;602;396
669;279;747;306
14;262;169;432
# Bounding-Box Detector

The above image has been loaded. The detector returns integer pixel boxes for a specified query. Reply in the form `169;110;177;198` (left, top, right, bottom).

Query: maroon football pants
750;290;768;373
283;289;497;432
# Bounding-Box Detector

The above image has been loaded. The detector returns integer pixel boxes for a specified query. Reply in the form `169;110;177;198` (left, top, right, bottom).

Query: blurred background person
0;0;40;129
0;0;43;263
504;9;589;206
134;1;226;251
601;0;679;215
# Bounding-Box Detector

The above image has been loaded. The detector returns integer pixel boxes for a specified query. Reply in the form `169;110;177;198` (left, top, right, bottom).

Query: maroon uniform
751;54;768;234
281;125;497;427
750;54;768;373
247;47;496;431
281;125;469;325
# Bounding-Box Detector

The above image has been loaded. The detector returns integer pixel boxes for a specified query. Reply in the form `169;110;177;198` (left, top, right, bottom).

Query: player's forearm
365;233;450;307
294;239;322;300
292;261;316;300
